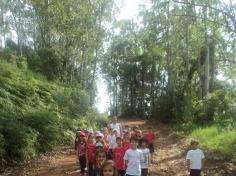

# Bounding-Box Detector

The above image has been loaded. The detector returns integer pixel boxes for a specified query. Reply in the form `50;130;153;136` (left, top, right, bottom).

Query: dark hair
100;160;118;176
133;126;139;130
140;138;148;144
88;134;94;139
116;137;122;141
190;140;199;146
130;137;139;143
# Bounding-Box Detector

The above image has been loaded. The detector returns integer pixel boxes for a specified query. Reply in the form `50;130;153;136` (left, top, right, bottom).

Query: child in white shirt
107;129;118;159
186;140;205;176
140;138;150;176
124;137;142;176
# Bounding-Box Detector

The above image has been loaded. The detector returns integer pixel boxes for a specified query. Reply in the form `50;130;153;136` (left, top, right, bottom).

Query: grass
190;126;236;159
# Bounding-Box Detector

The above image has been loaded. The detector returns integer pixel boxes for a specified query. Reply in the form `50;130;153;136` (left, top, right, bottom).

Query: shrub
16;56;28;70
37;48;62;80
24;110;61;152
53;89;90;118
191;126;236;159
1;121;38;161
0;133;5;162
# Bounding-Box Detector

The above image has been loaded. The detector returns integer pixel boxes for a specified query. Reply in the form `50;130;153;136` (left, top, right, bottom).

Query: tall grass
191;126;236;159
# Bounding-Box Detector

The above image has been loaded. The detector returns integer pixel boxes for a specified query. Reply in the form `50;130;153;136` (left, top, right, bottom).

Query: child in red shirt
77;131;87;175
113;137;125;176
86;134;96;176
122;132;130;151
145;126;156;163
95;132;109;153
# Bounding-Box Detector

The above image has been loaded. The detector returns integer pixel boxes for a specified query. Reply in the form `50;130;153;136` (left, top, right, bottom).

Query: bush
191;126;236;159
16;56;28;70
0;133;5;162
191;90;235;126
24;110;61;152
38;48;62;80
1;121;38;161
82;107;109;129
53;88;90;118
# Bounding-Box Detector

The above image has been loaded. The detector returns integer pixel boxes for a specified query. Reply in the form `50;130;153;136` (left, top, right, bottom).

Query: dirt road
1;118;235;176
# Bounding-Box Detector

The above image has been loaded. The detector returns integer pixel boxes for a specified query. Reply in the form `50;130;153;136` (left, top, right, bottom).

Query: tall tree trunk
209;40;215;92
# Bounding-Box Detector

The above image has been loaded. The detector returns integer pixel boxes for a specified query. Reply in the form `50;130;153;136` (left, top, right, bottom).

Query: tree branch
172;0;236;33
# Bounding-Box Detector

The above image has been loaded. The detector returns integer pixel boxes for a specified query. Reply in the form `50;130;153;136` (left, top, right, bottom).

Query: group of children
74;124;155;176
75;117;205;176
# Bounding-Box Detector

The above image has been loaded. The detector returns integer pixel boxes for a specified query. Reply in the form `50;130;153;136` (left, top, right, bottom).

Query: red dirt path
1;118;235;176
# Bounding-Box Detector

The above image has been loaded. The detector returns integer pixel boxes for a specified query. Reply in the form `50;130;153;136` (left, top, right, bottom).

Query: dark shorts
118;170;125;176
126;175;139;176
148;143;154;153
189;169;201;176
107;148;113;159
141;168;148;176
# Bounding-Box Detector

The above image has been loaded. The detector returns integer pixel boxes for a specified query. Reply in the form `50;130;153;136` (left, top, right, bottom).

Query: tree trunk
209;41;215;92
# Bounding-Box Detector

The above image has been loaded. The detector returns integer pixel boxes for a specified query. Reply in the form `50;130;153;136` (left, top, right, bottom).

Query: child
86;134;96;176
94;150;107;176
107;129;118;159
76;131;87;176
131;126;139;138
186;140;205;176
101;160;118;176
96;132;109;153
122;131;130;151
74;131;80;151
124;137;142;176
145;126;155;163
136;130;143;145
103;127;109;143
140;138;150;176
112;137;125;176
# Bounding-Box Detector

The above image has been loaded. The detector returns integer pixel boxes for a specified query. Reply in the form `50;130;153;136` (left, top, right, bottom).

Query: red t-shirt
145;132;155;144
122;140;130;151
77;141;86;156
103;143;109;153
113;146;125;170
86;142;95;162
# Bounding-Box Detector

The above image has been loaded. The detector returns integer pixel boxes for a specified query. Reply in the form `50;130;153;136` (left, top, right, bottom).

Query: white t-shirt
124;148;142;176
140;148;150;168
109;123;122;137
107;134;117;149
186;149;205;170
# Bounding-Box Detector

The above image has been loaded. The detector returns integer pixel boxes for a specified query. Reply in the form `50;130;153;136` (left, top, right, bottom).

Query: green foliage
82;107;109;129
37;48;62;80
0;62;98;163
0;48;17;64
0;119;38;161
53;88;90;118
191;90;236;127
191;126;236;159
23;110;60;152
16;56;28;70
0;134;5;161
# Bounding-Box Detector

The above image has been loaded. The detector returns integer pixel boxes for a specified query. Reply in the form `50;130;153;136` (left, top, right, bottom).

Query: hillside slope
0;61;94;164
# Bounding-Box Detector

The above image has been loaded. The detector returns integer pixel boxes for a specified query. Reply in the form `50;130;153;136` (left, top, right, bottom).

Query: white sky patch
116;0;140;20
95;77;110;113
